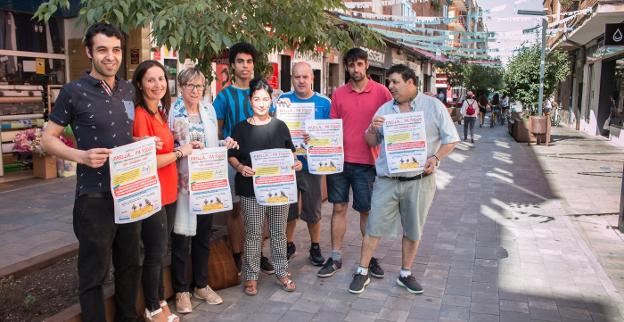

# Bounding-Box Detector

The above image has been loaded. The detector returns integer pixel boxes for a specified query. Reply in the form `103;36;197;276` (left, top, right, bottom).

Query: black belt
83;191;112;198
382;172;431;181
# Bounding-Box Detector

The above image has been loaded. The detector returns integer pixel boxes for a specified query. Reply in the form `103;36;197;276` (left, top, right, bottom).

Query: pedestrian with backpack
460;91;478;143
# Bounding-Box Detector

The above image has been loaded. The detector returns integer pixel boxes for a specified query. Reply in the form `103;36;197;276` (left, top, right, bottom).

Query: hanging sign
605;23;624;46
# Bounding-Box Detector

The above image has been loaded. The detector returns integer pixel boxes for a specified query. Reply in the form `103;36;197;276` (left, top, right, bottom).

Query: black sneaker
396;275;424;294
287;242;296;260
309;244;325;266
260;256;275;275
348;272;370;294
369;257;385;278
317;257;342;278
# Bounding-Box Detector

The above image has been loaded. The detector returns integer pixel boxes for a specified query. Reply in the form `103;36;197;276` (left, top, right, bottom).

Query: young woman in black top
228;78;302;296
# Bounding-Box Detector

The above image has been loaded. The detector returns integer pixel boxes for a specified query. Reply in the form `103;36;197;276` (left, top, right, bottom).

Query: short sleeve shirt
213;86;252;139
228;118;296;198
133;107;178;205
277;91;331;171
330;79;392;165
374;93;460;177
49;74;135;196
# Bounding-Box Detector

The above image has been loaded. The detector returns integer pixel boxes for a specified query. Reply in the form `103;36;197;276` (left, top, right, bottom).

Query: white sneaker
194;286;223;305
175;292;192;314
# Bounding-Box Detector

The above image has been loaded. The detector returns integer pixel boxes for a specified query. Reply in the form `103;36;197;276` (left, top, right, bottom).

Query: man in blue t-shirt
277;62;331;266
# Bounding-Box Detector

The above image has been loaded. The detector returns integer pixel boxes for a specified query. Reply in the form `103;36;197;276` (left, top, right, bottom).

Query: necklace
250;116;270;125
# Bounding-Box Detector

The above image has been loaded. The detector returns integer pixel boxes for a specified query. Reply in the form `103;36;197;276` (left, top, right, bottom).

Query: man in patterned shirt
42;23;142;322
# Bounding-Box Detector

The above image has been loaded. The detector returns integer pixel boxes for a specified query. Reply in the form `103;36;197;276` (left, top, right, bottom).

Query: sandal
277;275;296;292
160;301;180;322
244;280;258;296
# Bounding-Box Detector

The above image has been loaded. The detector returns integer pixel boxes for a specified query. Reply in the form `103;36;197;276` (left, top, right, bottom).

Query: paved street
1;121;624;321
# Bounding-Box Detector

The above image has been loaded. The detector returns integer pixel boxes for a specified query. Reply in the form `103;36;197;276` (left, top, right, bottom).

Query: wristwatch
433;154;440;166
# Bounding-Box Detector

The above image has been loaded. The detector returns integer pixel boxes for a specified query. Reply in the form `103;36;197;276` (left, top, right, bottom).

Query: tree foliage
438;61;503;97
462;64;504;97
34;0;384;78
504;44;570;110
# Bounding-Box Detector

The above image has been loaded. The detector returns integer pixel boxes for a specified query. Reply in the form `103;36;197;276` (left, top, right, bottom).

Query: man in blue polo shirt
277;61;330;266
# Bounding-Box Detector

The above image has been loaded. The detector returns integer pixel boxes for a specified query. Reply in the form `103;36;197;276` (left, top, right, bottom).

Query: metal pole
620;162;624;233
537;18;547;116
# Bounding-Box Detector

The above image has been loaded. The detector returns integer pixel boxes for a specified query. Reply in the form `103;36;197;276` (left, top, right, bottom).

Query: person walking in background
501;94;510;124
478;94;489;128
461;91;478;143
228;78;303;296
491;93;501;127
168;67;237;314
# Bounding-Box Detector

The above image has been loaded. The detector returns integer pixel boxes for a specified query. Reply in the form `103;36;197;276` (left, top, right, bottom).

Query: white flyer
305;119;344;175
250;148;298;206
382;111;427;174
109;138;161;224
188;147;233;215
276;102;315;155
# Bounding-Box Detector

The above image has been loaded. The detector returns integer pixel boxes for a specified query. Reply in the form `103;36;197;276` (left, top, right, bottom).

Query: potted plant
13;126;57;179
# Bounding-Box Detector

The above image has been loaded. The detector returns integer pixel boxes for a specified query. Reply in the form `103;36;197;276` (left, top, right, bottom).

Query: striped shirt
213;85;252;139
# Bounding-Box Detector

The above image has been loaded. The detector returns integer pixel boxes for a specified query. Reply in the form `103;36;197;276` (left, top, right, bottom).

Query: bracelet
433;154;440;162
236;163;244;172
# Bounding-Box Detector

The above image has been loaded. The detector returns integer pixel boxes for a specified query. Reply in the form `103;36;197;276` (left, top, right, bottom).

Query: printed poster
305;119;344;175
382;111;427;174
276;103;315;155
109;138;161;224
188;147;233;215
250;148;298;206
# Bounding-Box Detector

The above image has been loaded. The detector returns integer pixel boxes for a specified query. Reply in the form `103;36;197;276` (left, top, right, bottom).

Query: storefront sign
363;48;385;67
605;23;624;46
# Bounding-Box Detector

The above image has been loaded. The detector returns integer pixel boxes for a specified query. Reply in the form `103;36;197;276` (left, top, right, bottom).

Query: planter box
508;112;536;143
33;155;57;179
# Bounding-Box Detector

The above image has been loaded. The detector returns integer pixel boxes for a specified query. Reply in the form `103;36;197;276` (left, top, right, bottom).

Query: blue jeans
327;162;376;212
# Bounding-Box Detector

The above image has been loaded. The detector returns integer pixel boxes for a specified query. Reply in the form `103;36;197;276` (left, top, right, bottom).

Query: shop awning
0;0;81;17
555;2;624;48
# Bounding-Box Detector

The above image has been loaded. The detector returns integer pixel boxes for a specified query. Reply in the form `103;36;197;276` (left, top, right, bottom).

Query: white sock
356;266;369;275
400;268;411;278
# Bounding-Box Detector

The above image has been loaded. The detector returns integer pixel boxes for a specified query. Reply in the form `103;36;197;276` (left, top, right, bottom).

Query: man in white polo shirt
348;64;459;294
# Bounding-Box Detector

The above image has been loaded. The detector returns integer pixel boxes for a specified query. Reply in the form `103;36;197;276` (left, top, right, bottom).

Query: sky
478;0;546;65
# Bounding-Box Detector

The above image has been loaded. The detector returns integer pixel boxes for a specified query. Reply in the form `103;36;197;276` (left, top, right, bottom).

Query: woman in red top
132;60;201;322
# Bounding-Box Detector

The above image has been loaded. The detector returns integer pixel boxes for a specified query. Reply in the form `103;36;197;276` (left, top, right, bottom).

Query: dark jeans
464;117;476;140
159;203;176;300
73;193;141;322
171;214;214;292
141;202;176;312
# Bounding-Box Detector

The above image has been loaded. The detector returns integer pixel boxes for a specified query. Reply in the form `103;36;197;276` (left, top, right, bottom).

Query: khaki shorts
366;175;436;241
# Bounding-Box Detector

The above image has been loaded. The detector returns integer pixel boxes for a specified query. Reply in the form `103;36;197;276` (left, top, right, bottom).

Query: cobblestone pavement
1;120;623;321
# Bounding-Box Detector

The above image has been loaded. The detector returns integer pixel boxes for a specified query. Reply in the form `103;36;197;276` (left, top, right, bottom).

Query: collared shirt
373;93;460;177
49;73;135;196
330;78;392;165
277;91;331;171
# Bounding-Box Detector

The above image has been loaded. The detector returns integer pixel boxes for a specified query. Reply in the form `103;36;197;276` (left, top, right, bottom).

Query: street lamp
518;9;548;116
